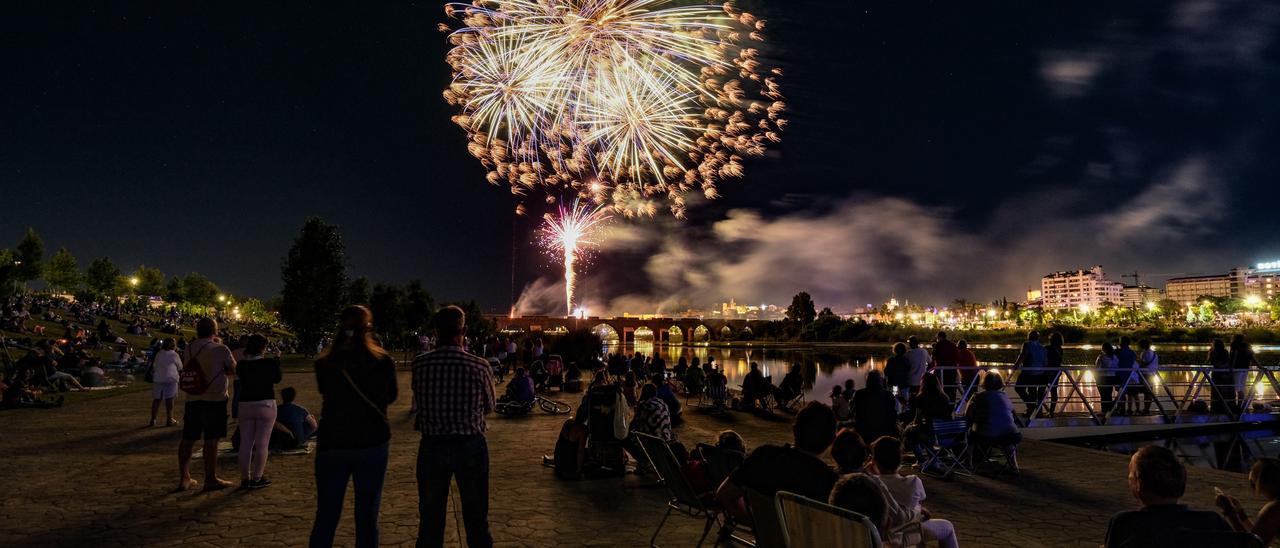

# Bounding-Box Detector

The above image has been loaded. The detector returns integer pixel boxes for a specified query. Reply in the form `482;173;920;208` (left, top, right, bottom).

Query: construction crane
1121;272;1142;287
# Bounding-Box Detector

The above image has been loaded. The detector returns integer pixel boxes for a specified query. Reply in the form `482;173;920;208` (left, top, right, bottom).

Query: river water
608;341;1280;404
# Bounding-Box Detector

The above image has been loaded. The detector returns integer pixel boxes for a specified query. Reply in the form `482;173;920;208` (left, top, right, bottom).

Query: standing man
176;317;237;492
931;331;959;402
412;306;496;548
904;336;931;394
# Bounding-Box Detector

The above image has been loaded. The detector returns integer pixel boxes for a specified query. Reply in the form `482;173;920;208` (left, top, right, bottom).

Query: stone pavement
0;371;1263;547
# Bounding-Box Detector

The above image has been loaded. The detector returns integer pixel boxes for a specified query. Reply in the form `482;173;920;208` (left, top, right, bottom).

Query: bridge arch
592;323;619;343
720;325;733;339
666;325;684;344
690;325;710;342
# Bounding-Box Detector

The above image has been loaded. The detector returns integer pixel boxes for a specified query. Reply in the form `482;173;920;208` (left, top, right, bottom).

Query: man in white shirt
868;437;959;548
905;336;931;391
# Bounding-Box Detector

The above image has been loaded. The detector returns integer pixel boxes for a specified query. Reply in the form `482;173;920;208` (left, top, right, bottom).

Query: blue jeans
309;443;389;548
417;435;492;548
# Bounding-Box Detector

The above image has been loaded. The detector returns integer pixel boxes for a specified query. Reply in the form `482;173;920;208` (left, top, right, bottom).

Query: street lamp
1145;301;1157;312
129;276;139;287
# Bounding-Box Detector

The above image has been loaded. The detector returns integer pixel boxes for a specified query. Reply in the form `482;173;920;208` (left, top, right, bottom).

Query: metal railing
932;364;1280;427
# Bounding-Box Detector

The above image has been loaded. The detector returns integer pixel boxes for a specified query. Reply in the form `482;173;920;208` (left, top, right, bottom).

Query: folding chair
918;418;973;478
774;491;881;548
745;488;788;548
634;432;722;548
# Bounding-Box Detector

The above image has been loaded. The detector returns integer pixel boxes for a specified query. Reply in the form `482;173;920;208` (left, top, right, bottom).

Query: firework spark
540;199;612;317
443;0;785;218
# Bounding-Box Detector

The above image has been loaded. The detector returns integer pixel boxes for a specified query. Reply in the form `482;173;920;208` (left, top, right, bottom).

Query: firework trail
442;0;786;219
540;199;612;317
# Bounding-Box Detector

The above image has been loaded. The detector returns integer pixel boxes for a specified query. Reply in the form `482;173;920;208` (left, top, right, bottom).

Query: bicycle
497;394;573;416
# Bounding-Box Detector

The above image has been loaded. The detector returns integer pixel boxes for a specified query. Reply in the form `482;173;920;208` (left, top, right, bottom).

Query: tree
85;256;121;298
404;280;436;334
132;265;166;296
0;249;19;297
44;247;81;293
15;228;44;285
164;277;185;303
179;272;220;305
280;218;349;350
818;306;835;318
369;283;407;341
346;276;371;306
786;291;817;324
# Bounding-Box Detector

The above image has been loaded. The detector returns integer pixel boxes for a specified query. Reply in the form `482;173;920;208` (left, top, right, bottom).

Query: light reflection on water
604;342;1280;408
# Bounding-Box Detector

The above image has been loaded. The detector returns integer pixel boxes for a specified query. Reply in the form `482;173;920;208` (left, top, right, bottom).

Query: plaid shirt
411;345;496;436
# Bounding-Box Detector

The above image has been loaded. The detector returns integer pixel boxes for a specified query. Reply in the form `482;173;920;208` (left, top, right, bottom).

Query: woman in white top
149;338;183;426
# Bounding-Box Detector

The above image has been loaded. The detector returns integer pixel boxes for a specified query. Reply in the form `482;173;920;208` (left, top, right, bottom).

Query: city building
1163;261;1280;305
1165;273;1238;304
1040;266;1124;311
1120;285;1164;309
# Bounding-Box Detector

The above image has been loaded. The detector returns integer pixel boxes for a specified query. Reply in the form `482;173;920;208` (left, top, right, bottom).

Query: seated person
1216;457;1280;545
81;359;108;387
829;474;895;539
775;364;804;405
651;374;683;423
830;427;868;474
3;369;63;409
739;362;772;409
830;385;853;422
562;363;582;393
1104;445;1230;547
965;372;1021;473
529;360;548;391
716;402;839;523
683;363;705;397
706;368;729;409
854;370;900;444
500;367;536;405
627;384;679;469
905;372;953;463
275;387;317;447
867;436;958;548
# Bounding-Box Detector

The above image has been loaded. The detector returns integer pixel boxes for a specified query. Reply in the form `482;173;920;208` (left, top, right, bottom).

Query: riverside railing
933;364;1280;427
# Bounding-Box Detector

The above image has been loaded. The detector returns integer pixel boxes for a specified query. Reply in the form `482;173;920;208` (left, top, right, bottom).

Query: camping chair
695;443;744;494
634;432;722;548
745;488;788;548
585;384;626;475
704;383;730;411
775;491;926;548
917;418;973;478
774;491;881;548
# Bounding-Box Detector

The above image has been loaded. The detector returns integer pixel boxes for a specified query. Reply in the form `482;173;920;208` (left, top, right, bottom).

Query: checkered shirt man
411;345;496;436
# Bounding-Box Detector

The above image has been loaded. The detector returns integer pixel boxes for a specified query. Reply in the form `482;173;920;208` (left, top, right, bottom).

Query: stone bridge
488;315;757;344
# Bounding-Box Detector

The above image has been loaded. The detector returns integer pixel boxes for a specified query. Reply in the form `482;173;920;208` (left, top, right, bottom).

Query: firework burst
442;0;785;218
540;199;612;317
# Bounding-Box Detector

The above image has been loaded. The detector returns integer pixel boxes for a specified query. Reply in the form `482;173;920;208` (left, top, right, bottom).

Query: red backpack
178;344;219;395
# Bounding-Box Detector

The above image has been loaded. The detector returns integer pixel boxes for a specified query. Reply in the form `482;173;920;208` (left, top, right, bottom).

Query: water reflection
603;342;1280;411
1067;426;1280;473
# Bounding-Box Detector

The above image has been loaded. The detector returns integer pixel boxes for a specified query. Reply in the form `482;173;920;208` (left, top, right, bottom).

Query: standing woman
148;338;183;426
310;306;399;548
236;334;283;489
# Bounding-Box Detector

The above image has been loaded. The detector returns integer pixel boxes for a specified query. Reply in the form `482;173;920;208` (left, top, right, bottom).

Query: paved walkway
0;371;1263;547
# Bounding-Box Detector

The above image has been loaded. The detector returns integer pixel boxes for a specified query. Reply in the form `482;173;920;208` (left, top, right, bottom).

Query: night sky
3;1;1278;314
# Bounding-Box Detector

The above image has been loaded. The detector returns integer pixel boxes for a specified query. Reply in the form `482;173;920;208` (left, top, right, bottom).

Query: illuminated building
1040;266;1124;311
1120;285;1164;309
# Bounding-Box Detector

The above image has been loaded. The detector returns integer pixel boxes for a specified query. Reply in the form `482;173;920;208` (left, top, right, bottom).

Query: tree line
278;218;493;351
